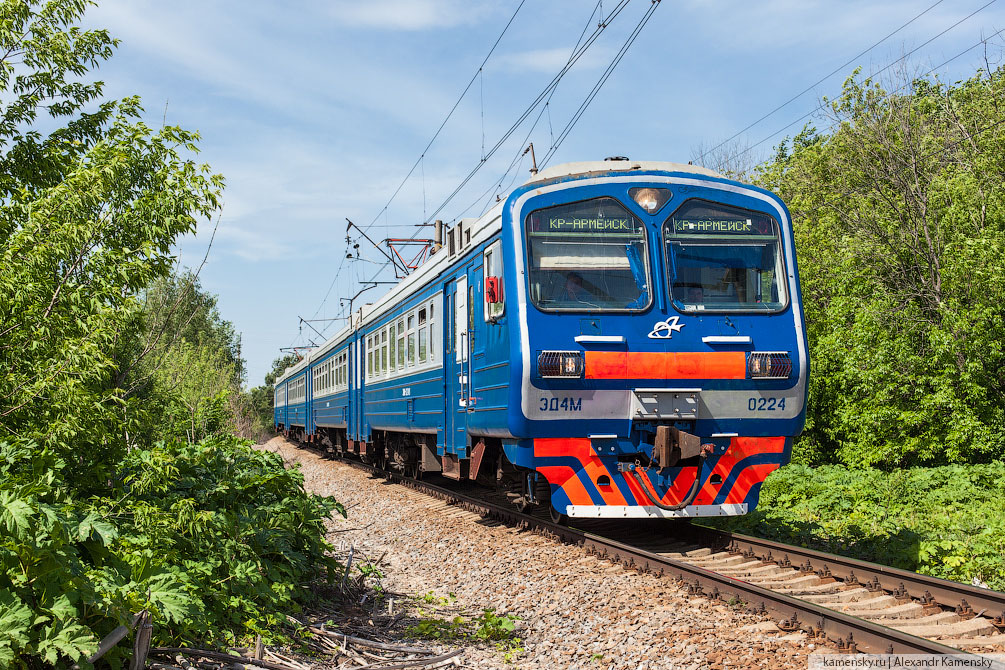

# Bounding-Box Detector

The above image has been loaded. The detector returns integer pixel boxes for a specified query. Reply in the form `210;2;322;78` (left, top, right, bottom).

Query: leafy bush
757;68;1005;467
706;462;1005;589
0;436;343;667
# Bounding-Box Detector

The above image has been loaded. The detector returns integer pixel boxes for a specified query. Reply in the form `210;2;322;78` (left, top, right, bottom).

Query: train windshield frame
524;197;652;313
663;200;788;314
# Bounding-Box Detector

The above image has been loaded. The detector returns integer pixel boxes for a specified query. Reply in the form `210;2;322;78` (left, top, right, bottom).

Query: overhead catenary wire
335;0;636;296
296;0;530;348
539;0;662;169
419;1;607;224
728;20;1005;166
473;0;607;217
696;0;950;165
419;0;639;226
361;0;529;235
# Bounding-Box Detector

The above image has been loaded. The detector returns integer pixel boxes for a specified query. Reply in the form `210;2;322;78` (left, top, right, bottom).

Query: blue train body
274;161;808;519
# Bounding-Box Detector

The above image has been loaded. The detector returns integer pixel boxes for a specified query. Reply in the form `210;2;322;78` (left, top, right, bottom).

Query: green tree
757;68;1005;467
246;353;299;432
0;4;342;667
0;2;223;480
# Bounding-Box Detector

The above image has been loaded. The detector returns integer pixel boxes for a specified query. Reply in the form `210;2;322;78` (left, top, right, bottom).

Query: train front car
502;161;808;520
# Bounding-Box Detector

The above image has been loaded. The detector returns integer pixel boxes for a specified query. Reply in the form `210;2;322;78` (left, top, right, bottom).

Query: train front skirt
534;435;789;518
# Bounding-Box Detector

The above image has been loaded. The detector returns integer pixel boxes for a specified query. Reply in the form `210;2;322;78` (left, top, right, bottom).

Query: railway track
324;451;1005;657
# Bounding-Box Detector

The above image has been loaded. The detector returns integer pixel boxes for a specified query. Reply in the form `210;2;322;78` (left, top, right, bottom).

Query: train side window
397;319;405;368
407;314;416;366
428;302;436;362
367;337;373;378
444;295;451;355
381;329;388;374
418;307;427;363
389;323;397;373
483;241;504;321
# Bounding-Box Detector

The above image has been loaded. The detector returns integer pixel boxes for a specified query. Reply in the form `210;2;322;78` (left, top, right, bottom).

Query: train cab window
525;197;651;312
664;200;787;313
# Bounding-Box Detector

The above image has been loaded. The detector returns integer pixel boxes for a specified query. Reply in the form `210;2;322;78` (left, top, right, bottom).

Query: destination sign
672;217;764;235
547;216;635;232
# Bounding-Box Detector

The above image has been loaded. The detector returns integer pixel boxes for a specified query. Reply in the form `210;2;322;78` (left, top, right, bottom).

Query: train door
467;258;486;406
350;335;364;442
445;262;483;456
445;274;467;455
348;340;355;440
308;365;315;438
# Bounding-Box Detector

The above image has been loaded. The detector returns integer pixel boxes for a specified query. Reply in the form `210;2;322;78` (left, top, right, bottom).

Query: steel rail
682;525;1005;618
340;460;978;656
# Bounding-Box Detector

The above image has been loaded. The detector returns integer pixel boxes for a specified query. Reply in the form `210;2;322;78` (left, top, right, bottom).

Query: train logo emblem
648;316;684;339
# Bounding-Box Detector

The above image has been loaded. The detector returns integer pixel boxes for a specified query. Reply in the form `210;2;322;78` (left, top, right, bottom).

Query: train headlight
748;352;793;379
629;187;671;214
538;351;584;378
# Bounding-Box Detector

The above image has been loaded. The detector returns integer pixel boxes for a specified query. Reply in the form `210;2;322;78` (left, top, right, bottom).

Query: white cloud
328;0;494;31
493;45;614;73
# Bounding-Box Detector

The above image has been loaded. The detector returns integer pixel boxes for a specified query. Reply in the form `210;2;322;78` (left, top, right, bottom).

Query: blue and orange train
274;159;808;521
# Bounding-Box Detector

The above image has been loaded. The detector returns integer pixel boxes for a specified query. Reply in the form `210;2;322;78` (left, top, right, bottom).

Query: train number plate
748;397;786;411
538;396;583;412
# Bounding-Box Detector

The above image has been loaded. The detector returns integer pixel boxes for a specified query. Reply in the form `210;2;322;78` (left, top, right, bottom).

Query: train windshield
525;197;651;312
664;200;787;313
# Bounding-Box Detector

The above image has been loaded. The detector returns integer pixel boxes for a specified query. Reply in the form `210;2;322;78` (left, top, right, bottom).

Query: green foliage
419;591;456;606
0;436;342;667
756;68;1005;467
0;0;224;487
472;608;519;642
407;606;522;660
245;354;300;433
408;616;468;641
707;462;1005;589
0;3;345;667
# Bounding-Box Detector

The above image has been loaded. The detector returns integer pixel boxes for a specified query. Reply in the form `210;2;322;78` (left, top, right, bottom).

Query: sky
83;0;1005;387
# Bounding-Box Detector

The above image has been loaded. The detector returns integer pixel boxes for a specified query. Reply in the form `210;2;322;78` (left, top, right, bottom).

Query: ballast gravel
262;437;831;669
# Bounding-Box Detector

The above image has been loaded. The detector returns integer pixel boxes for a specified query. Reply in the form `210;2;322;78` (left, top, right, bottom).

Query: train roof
524;160;724;185
274;160;726;384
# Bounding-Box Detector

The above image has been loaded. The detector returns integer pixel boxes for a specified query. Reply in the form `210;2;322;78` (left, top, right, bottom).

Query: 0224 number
748;397;786;411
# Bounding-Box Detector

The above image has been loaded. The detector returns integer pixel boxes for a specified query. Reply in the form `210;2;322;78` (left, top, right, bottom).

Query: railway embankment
263;436;830;669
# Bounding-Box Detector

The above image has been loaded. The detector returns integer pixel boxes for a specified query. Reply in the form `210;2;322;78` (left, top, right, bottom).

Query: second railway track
323;449;1005;658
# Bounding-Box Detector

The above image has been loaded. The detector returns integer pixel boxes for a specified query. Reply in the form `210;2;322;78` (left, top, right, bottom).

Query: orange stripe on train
534;438;628;505
537;465;595;505
584;351;746;380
